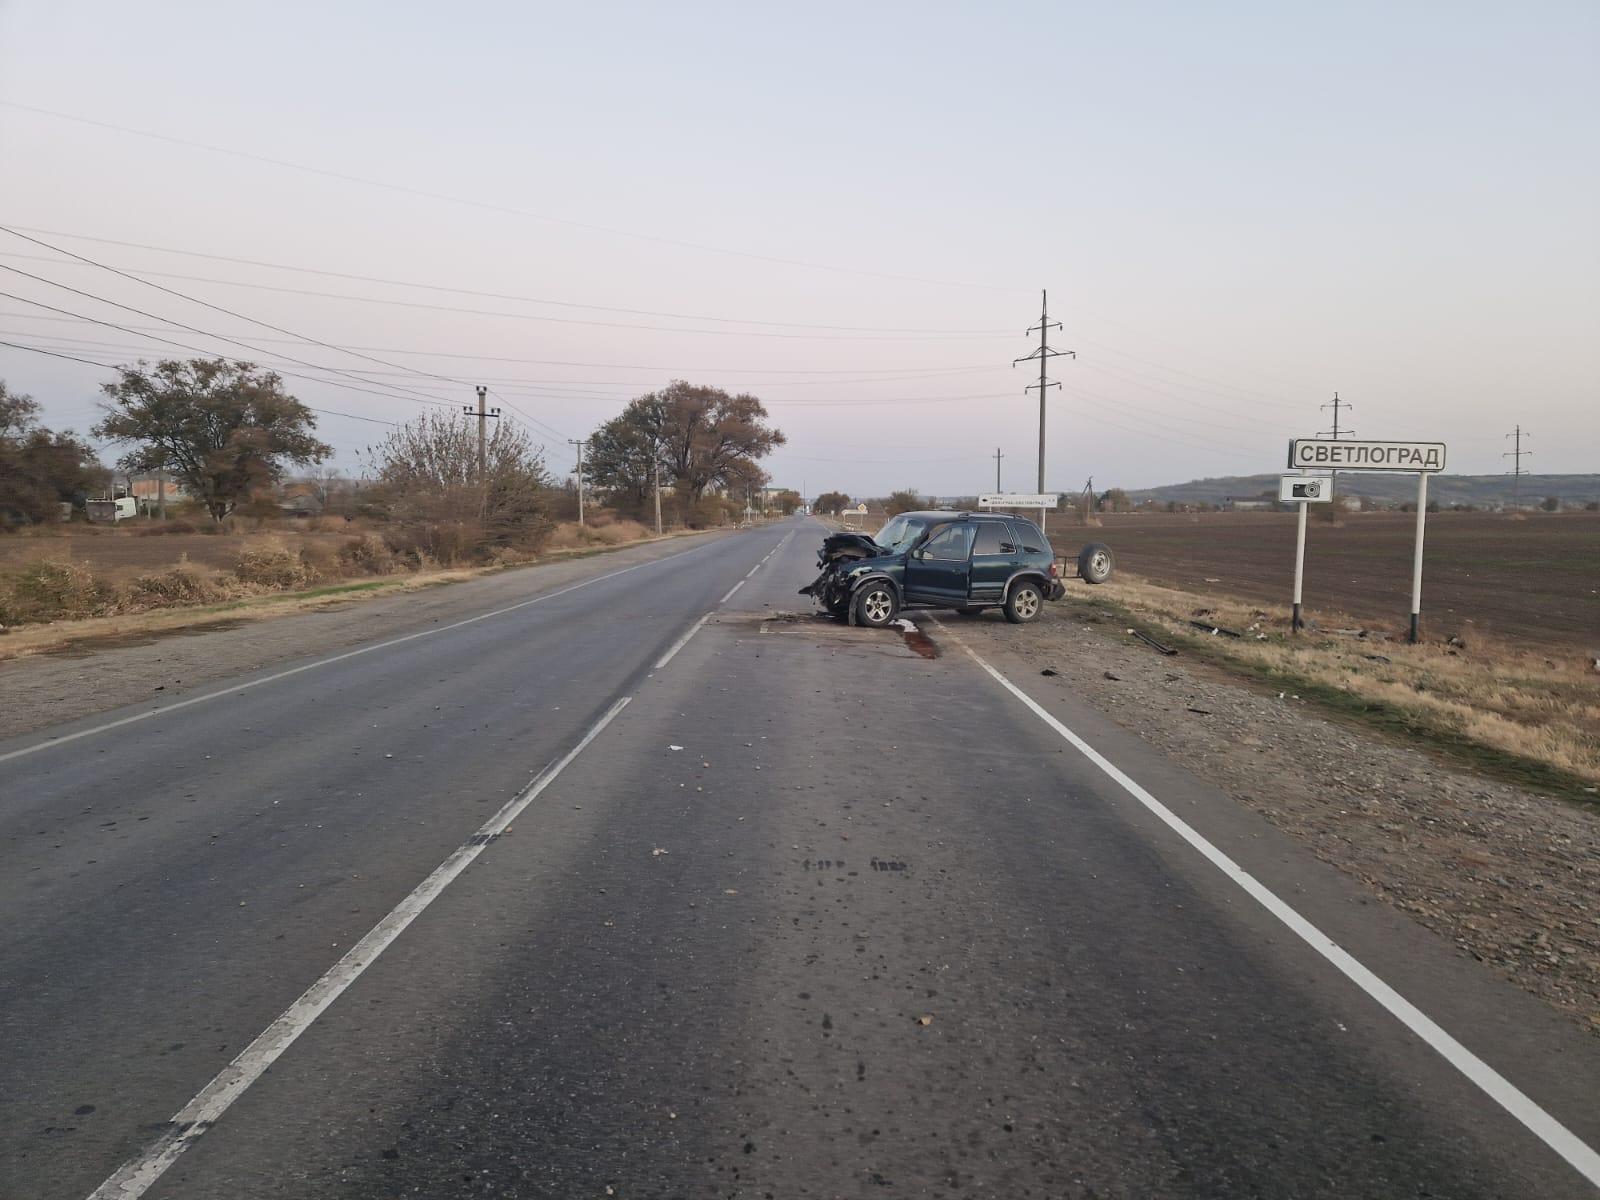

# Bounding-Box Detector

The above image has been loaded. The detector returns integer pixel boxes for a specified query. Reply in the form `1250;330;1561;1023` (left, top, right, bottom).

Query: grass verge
1066;574;1600;804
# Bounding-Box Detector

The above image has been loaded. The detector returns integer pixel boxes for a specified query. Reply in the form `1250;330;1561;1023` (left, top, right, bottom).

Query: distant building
1223;498;1275;512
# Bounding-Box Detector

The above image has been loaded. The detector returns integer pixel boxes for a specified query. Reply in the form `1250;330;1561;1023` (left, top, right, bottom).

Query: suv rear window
1007;521;1046;554
972;523;1011;555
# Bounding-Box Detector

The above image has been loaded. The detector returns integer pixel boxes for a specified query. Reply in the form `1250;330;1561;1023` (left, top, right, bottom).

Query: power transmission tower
1013;290;1074;493
993;447;1004;492
465;385;500;518
567;439;588;526
1504;426;1531;509
1320;392;1353;439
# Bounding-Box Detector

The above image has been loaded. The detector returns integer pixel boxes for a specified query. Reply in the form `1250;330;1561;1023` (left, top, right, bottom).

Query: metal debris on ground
1128;628;1178;656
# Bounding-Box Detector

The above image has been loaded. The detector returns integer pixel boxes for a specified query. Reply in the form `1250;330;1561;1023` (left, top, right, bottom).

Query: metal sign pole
1292;499;1309;632
1409;471;1428;643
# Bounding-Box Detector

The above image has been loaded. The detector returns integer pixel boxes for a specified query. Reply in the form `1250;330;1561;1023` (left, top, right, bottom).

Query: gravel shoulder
0;529;730;741
954;596;1600;1039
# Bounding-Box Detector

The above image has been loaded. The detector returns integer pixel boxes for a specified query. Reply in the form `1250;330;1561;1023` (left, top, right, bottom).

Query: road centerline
83;696;633;1200
933;619;1600;1189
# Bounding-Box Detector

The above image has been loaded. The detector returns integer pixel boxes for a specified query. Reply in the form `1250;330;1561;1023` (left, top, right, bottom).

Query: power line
0;227;1014;334
0;338;400;426
0;253;1006;342
0;311;998;375
2;100;1022;294
0;261;453;404
0;228;464;392
0;289;456;409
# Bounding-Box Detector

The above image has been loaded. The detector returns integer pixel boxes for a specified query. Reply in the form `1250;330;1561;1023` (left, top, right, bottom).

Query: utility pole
1320;392;1354;439
1504;426;1531;510
993;447;1004;492
567;439;588;526
464;386;500;519
653;458;663;536
1013;289;1074;494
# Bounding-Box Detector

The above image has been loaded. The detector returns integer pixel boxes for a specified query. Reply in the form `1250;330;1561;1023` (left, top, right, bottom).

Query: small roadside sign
979;493;1059;509
1287;439;1446;472
1279;474;1333;503
853;503;868;514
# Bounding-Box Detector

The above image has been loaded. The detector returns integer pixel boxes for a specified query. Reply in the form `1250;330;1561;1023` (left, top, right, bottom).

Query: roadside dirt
951;599;1600;1039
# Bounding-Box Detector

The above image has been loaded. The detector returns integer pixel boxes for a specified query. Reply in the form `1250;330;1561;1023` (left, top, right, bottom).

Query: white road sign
979;493;1059;509
1288;439;1446;472
1279;474;1333;503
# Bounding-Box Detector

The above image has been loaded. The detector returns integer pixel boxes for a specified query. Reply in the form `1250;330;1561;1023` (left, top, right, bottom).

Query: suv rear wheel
853;581;899;627
1003;580;1043;624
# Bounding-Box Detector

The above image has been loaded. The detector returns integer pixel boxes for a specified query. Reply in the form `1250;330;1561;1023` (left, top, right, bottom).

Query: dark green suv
799;511;1113;627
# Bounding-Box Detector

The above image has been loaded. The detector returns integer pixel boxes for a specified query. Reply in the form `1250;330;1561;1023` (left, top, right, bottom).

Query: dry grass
0;521;702;660
1084;572;1600;786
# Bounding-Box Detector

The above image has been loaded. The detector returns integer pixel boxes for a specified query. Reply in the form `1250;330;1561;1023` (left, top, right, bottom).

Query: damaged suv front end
799;511;1113;628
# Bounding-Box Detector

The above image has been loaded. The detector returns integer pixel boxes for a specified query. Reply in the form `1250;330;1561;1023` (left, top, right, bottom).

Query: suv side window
1007;521;1044;554
972;522;1011;555
922;523;976;561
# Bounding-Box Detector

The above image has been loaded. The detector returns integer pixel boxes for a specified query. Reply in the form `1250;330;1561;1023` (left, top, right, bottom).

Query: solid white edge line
937;623;1600;1188
0;539;721;766
653;612;713;670
719;580;744;604
86;696;632;1200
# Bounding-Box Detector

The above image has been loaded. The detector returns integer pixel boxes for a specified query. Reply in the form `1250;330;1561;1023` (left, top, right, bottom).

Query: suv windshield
874;515;929;552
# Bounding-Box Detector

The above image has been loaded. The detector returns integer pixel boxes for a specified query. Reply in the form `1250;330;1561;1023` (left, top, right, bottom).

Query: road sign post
1410;472;1428;643
1279;474;1331;634
1285;440;1445;642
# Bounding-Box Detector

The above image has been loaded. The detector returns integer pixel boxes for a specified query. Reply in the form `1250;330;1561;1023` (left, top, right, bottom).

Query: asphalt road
2;516;1597;1199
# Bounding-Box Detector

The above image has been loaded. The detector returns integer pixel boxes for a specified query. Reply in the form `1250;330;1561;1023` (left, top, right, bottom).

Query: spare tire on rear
1077;542;1114;585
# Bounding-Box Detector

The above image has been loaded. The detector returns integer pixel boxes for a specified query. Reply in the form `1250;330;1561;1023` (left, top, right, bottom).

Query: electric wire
2;101;1022;294
0;339;400;426
0;254;1008;342
0;227;1014;334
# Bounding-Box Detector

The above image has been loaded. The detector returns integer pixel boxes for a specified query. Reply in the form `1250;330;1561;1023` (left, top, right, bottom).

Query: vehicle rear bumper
1047;579;1067;601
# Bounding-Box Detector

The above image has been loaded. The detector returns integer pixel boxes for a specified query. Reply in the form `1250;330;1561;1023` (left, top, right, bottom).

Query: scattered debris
1187;707;1212;716
1187;619;1243;639
1128;628;1178;656
1364;654;1393;664
651;847;669;857
667;745;683;752
1103;671;1121;681
915;1014;934;1027
1040;668;1058;676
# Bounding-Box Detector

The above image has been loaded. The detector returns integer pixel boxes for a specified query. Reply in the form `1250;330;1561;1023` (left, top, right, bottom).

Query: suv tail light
1049;561;1061;578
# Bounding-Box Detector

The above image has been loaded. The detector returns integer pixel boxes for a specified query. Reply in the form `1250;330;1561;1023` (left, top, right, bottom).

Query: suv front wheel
853;581;899;627
1003;580;1044;624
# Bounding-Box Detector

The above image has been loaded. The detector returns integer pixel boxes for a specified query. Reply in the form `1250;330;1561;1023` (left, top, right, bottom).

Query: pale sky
1;1;1595;497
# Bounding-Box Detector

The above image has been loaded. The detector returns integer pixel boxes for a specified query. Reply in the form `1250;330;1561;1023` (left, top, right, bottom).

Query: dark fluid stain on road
899;625;939;658
51;618;252;658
